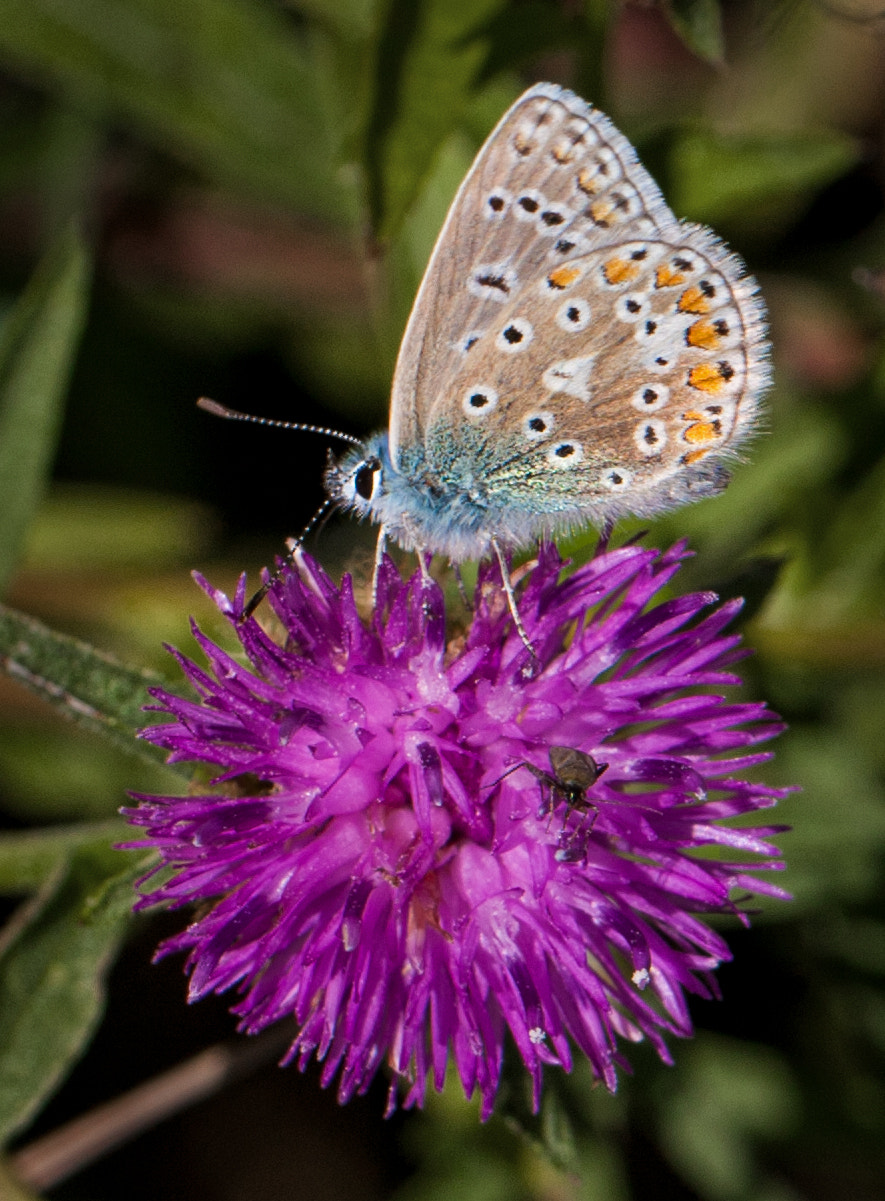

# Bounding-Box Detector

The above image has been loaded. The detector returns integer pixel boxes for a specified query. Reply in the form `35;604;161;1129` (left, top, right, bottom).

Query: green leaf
470;3;584;85
0;843;137;1146
670;126;859;225
0;0;348;217
366;0;508;241
0;225;90;595
665;0;725;65
0;602;183;770
0;821;132;894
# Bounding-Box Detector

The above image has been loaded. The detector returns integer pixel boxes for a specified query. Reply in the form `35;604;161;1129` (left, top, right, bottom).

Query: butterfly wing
388;83;679;468
387;83;769;554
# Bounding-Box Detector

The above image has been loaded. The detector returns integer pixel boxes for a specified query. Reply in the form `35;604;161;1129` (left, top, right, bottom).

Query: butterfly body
326;83;769;565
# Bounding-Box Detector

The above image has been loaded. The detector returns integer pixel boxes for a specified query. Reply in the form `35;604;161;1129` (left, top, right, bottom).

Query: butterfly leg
594;519;614;558
371;528;388;607
452;563;471;608
491;537;536;658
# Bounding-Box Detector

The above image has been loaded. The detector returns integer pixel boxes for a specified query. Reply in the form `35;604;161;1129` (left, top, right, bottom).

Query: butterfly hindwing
424;228;768;526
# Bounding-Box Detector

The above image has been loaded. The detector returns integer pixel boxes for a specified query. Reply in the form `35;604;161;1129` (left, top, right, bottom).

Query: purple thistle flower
126;543;790;1119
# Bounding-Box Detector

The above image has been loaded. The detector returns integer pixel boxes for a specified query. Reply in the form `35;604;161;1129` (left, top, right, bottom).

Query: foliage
0;0;883;1197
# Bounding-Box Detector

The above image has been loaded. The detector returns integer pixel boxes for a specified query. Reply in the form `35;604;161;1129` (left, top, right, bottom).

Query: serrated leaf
0;0;348;217
0;225;90;595
666;0;725;65
366;0;508;241
670;127;858;225
0;844;138;1146
0;602;185;770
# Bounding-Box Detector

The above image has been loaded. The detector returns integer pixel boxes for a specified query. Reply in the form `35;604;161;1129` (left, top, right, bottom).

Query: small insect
201;83;769;646
498;745;607;862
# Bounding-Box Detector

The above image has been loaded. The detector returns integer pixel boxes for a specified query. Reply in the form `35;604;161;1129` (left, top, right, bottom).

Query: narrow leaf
666;0;725;65
670;127;858;224
0;602;183;770
367;0;508;241
0;846;137;1146
0;821;131;895
0;225;90;594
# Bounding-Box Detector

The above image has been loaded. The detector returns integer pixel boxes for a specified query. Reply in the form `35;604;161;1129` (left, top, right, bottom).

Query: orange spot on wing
553;142;575;164
590;201;614;226
686;319;721;350
547;264;583;290
677;286;711;314
683;421;719;444
602;258;640;285
655;265;685;288
683;448;709;465
688;362;734;393
576;167;598;194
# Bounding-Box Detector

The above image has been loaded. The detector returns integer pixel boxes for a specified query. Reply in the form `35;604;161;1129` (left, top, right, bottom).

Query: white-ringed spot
536;203;575;236
634;419;667;455
461;386;499;418
496;317;534;353
468;263;518;303
483;188;512;219
631;384;670;413
547;440;584;468
551;233;589;258
601;466;633;490
522;411;555;441
514;189;547;221
614;292;650;323
555;298;592;332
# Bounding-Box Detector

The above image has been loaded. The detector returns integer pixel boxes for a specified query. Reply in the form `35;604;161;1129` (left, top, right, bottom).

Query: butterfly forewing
388;83;679;469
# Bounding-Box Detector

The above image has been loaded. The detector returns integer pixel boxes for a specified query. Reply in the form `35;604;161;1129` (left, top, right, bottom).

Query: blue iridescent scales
327;82;769;573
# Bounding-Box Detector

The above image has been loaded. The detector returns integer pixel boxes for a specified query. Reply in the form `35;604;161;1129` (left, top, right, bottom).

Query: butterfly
202;83;769;642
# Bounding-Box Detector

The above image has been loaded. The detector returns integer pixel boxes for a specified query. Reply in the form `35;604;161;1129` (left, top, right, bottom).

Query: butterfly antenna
197;397;363;447
240;496;335;621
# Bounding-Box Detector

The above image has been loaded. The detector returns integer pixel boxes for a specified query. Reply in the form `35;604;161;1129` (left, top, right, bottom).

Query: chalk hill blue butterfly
202;83;769;637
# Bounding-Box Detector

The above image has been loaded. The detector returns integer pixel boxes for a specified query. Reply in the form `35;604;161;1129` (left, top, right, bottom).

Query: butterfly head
324;432;392;524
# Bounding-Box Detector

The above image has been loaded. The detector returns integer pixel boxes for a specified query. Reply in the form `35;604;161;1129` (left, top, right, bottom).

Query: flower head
127;544;790;1118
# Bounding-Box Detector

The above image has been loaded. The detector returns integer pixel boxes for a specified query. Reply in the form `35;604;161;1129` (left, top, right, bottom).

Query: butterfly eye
354;458;381;501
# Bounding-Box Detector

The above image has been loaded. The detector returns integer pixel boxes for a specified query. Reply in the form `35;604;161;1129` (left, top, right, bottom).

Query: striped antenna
197;398;363;447
240;497;335;621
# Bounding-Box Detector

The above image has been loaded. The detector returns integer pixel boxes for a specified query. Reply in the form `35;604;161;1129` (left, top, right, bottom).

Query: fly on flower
126;542;791;1119
496;746;607;862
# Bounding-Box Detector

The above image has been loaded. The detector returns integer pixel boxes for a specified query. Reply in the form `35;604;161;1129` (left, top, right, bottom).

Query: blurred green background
1;0;885;1198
